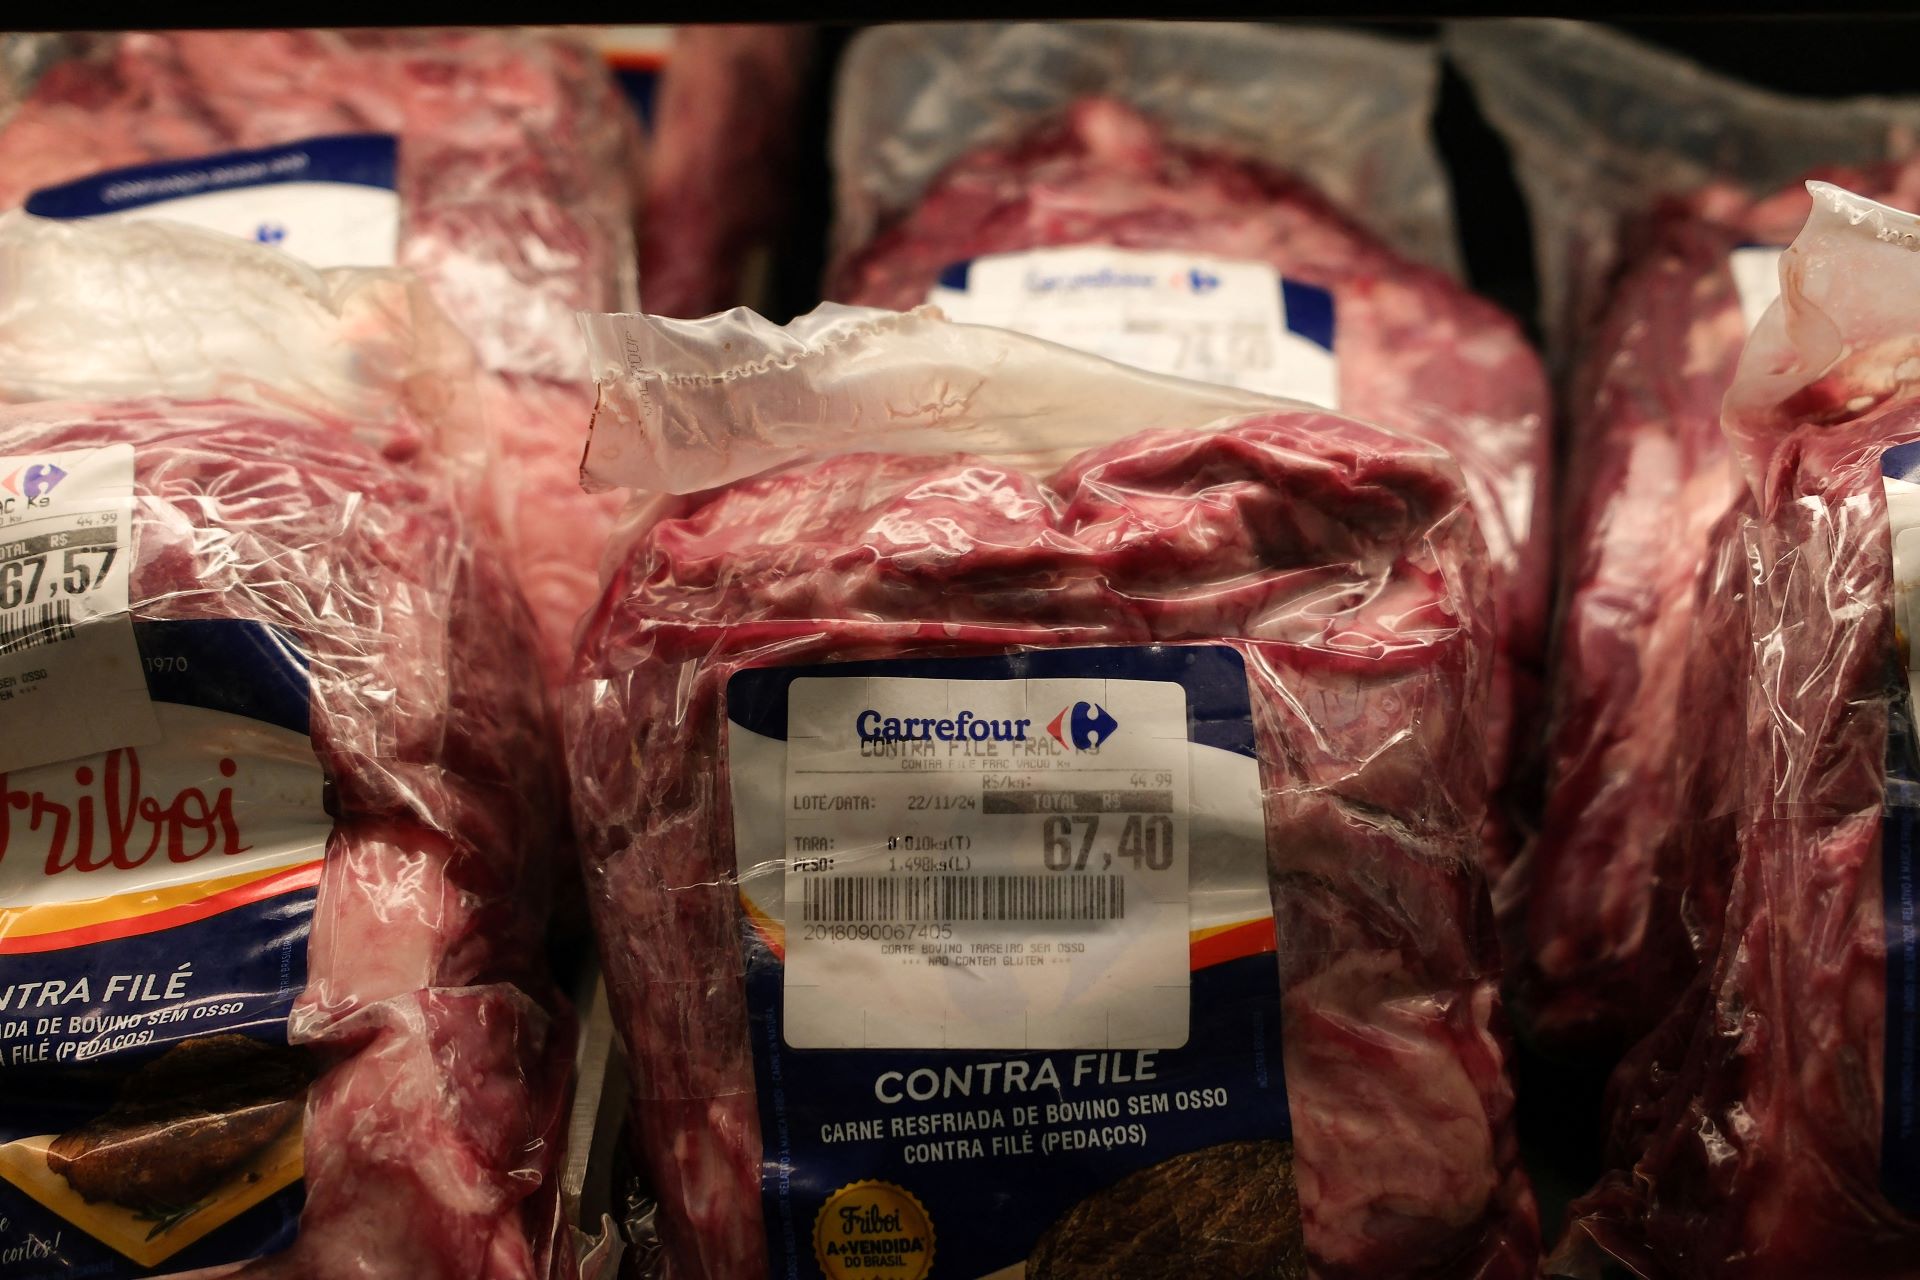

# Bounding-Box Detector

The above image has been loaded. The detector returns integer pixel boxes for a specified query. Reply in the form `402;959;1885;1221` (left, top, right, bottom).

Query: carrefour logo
857;710;1033;744
0;463;68;501
1046;702;1119;751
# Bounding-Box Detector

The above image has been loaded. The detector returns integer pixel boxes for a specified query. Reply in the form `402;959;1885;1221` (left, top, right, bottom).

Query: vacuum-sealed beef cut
0;214;567;1278
827;25;1551;878
565;306;1537;1279
1557;183;1920;1278
1452;18;1920;1054
0;28;639;682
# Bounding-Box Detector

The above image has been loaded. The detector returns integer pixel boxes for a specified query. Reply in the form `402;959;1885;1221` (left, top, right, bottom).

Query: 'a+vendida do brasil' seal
813;1180;935;1279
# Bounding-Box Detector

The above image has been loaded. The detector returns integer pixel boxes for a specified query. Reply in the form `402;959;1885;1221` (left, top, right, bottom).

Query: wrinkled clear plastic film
0;213;571;1278
0;27;641;687
579;305;1279;494
566;305;1542;1279
830;22;1460;277
1558;185;1920;1280
0;214;489;482
1447;18;1920;363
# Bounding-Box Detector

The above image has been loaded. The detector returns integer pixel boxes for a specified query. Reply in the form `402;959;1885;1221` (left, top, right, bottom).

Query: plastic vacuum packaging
637;25;813;320
564;303;1539;1279
1547;182;1920;1278
1451;19;1920;1056
0;27;641;685
827;22;1552;881
0;214;570;1279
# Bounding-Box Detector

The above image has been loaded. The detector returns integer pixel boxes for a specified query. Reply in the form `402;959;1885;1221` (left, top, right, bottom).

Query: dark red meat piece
1522;161;1920;1055
1558;184;1920;1278
639;25;812;320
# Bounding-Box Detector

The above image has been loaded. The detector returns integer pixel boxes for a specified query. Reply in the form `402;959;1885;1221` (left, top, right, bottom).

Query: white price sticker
779;675;1193;1051
0;444;156;773
928;246;1338;407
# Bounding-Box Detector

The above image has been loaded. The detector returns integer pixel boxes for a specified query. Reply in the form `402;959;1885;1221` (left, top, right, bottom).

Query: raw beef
0;29;638;681
565;326;1539;1276
639;25;812;320
830;98;1553;872
1558;183;1920;1278
2;397;569;1278
1520;161;1920;1056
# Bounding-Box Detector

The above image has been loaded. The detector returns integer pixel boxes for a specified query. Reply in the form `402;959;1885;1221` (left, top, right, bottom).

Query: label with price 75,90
0;444;157;773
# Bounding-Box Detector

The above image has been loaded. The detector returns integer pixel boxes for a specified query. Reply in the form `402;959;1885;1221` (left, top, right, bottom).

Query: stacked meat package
0;28;644;686
562;21;1547;1280
0;215;570;1277
1455;19;1920;1057
829;23;1553;880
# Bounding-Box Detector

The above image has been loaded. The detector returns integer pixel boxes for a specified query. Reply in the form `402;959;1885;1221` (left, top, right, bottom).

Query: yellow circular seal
812;1180;935;1280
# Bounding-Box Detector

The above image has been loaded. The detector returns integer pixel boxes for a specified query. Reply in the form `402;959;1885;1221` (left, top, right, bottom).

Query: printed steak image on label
0;616;327;1277
726;646;1300;1280
1028;1140;1304;1280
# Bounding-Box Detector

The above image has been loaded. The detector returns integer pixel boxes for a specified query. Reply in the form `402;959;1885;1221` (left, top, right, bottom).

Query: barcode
801;874;1125;924
0;599;73;656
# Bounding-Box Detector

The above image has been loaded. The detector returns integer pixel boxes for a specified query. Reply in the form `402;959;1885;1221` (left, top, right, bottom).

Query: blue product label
25;135;401;271
612;66;663;130
1886;440;1920;1213
725;645;1303;1280
0;619;328;1277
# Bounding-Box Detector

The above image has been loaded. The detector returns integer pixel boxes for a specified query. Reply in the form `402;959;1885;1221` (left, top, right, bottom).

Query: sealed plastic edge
831;20;1459;278
1447;18;1920;361
1725;181;1920;505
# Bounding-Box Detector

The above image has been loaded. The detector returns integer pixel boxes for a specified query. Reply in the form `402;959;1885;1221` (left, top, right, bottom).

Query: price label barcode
0;599;74;656
802;874;1125;924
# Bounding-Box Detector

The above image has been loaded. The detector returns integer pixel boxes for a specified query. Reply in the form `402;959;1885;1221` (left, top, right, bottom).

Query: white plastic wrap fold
580;303;1287;494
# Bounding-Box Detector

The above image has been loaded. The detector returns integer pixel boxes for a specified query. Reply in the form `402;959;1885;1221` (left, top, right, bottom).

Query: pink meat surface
830;98;1552;874
565;413;1539;1278
1521;159;1920;1056
0;29;637;678
640;25;812;319
0;398;567;1278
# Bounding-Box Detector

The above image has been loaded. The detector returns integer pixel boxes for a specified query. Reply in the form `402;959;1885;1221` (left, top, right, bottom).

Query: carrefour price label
781;674;1192;1051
